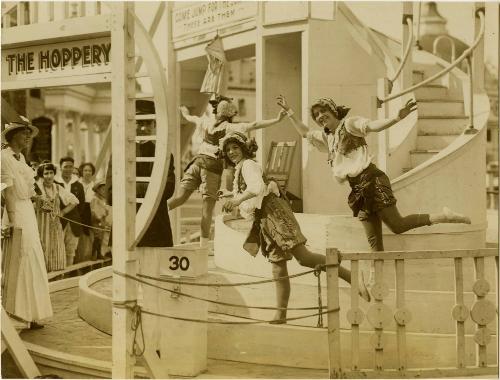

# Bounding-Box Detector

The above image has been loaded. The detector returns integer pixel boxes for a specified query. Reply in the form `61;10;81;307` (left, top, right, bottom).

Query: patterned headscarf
219;131;247;153
310;98;350;133
216;100;238;119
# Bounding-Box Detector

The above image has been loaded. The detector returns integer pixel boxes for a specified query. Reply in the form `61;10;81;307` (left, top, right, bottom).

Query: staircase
403;62;469;172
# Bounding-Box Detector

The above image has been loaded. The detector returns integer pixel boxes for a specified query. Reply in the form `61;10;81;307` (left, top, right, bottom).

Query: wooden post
326;248;342;378
349;260;360;371
401;2;414;91
394;259;407;371
472;3;485;92
453;258;466;368
111;3;137;378
376;78;390;174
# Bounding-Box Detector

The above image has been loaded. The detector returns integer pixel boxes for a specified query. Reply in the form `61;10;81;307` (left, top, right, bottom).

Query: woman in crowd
90;180;112;259
35;163;79;271
76;162;96;262
1;117;52;328
220;131;370;324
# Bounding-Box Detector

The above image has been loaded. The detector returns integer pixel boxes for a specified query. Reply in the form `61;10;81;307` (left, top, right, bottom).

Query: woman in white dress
1;118;53;328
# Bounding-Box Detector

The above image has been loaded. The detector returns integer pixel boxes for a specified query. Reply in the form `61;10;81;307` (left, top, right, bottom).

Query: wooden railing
325;248;498;378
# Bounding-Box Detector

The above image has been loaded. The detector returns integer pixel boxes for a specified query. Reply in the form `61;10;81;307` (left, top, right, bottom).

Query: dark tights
361;205;431;251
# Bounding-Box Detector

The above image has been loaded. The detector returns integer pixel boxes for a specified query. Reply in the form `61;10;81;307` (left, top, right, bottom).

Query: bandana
217;100;238;119
310;97;350;133
219;131;247;153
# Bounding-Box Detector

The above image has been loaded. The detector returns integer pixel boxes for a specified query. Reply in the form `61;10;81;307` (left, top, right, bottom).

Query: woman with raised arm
277;95;471;257
220;131;371;324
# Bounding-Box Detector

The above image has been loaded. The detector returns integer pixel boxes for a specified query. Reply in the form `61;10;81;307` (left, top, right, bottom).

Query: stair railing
378;8;485;107
432;35;457;62
325;247;499;378
388;14;414;93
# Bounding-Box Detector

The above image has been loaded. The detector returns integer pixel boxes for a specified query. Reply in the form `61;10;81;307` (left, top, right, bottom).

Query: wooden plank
338;366;499;379
2;72;111;91
395;259;407;371
111;3;137;378
1;308;41;378
1;14;110;48
17;2;25;26
374;259;384;371
454;257;466;368
341;249;498;261
326;248;342;378
474;256;487;367
350;260;360;371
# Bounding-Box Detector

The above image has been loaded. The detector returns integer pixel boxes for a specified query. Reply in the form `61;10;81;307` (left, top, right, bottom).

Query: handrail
388;15;414;85
414;2;422;50
433;35;457;62
380;9;485;105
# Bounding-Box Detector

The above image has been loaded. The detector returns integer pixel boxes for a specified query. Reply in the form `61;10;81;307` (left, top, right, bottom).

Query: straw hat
92;179;107;193
1;116;39;144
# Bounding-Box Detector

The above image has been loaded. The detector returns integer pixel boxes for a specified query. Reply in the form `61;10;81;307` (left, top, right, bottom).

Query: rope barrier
58;214;111;232
130;304;340;325
114;270;326;311
313;265;324;328
210;310;327;329
134;263;334;287
131;303;145;357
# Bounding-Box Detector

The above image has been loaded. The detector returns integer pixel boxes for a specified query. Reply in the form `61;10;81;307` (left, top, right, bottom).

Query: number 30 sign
160;246;208;278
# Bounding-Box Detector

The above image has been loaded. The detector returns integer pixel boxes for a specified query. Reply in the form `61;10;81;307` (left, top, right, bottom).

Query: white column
111;3;137;378
473;3;485;92
72;112;82;163
56;111;67;164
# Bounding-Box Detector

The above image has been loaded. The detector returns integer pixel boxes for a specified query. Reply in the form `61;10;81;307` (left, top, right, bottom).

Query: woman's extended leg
291;245;370;302
271;261;291;323
200;197;216;247
378;205;470;235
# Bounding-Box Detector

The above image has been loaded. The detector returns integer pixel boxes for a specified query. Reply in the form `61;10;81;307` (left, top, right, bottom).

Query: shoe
29;322;44;330
442;207;471;224
269;319;287;325
358;272;371;302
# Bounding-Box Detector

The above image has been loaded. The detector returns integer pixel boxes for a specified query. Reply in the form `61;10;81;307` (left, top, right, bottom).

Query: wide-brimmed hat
92;179;107;193
219;131;247;152
1;116;39;143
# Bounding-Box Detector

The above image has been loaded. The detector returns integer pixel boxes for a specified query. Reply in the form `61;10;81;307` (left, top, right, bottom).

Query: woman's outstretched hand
398;99;418;120
277;109;287;121
222;198;241;213
276;95;290;112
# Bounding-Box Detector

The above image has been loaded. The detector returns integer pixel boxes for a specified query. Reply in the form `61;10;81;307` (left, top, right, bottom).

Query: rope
131;303;145;357
210;310;327;329
114;270;325;311
134;264;333;287
133;304;340;325
58;214;111;232
314;265;324;328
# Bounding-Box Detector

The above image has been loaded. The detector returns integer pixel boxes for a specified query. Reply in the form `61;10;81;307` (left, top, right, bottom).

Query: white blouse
36;178;80;206
0;147;36;200
233;159;269;220
307;116;373;182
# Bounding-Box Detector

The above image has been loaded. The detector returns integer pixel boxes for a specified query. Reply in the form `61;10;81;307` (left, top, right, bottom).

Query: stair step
412;70;425;83
418;100;464;117
418;117;468;135
414;85;448;100
410;150;439;167
416;134;457;150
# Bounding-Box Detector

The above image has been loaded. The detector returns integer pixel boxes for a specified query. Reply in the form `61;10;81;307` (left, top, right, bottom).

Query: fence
325;247;498;378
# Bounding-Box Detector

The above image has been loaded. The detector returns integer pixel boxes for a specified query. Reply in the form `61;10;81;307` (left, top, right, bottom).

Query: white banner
173;1;258;39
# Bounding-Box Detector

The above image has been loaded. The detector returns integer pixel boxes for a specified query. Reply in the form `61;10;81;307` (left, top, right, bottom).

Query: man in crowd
56;156;85;265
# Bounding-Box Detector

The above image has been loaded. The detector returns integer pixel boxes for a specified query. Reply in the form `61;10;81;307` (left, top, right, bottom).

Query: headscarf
310;98;350;134
216;100;238;119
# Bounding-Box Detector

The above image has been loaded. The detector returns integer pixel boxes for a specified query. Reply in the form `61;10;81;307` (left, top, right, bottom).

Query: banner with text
173;1;257;39
2;37;111;86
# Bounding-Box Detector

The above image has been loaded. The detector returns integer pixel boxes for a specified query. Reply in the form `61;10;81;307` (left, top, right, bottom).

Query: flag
200;35;227;95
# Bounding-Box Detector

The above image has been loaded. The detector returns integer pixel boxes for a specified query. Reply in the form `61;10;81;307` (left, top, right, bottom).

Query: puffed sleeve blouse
1;147;36;200
233;159;269;220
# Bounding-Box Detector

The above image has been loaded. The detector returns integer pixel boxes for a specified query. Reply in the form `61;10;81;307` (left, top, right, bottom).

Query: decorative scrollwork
451;304;470;322
367;303;393;329
470;300;496;326
346;307;365;325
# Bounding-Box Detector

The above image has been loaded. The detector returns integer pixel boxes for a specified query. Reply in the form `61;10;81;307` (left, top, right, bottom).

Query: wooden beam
341;248;498;261
326;248;342;378
1;308;41;378
1;14;110;48
111;3;137;378
1;72;111;91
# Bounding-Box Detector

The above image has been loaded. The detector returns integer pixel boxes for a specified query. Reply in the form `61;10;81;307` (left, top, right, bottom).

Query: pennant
200;35;227;95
